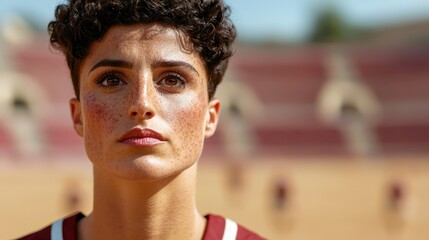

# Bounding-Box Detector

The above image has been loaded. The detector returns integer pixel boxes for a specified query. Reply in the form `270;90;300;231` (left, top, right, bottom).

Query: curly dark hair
48;0;236;99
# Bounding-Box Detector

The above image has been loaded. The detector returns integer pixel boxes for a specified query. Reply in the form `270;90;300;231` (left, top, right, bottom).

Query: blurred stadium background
1;1;429;239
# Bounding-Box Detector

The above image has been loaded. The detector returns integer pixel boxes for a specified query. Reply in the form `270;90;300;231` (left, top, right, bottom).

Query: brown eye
96;72;126;88
158;73;186;89
164;77;180;86
101;78;122;87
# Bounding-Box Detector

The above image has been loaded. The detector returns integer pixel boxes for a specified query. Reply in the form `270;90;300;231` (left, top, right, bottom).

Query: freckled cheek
82;94;122;139
166;96;208;153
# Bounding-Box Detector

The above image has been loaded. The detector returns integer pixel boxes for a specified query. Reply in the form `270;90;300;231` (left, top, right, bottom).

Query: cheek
82;94;121;138
166;93;208;150
176;102;205;134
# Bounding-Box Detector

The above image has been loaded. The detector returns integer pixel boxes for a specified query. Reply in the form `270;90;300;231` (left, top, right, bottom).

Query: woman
18;0;264;239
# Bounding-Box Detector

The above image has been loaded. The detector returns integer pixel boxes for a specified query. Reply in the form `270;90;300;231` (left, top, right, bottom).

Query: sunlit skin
69;24;220;240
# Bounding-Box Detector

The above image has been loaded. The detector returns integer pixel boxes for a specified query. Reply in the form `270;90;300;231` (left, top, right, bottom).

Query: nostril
145;112;154;118
130;110;154;119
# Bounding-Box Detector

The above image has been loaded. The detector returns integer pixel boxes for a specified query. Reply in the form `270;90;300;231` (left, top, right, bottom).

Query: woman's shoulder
203;214;266;240
16;212;85;240
16;212;265;240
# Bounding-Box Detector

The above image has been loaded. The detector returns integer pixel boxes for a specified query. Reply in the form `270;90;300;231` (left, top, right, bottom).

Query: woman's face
70;24;220;180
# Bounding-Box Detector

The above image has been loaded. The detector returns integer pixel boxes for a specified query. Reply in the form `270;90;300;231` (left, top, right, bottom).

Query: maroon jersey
17;213;264;240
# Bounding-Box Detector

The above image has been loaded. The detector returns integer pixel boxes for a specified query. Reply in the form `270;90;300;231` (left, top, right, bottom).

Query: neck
79;164;206;240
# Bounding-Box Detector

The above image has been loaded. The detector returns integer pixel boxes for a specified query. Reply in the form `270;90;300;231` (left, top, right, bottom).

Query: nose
128;81;156;121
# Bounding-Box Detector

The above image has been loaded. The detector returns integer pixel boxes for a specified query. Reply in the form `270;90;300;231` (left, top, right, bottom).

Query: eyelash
157;72;187;88
94;70;189;92
95;71;126;88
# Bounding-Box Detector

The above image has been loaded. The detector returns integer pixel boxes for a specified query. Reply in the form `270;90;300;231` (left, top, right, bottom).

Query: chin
109;155;197;182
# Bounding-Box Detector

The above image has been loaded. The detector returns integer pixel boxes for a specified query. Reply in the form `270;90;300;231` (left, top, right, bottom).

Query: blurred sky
1;0;429;42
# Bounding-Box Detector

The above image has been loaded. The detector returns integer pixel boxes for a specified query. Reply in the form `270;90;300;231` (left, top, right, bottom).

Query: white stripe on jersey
51;218;64;240
222;218;238;240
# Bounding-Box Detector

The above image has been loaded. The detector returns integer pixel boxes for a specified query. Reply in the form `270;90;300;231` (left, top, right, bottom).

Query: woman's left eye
158;73;186;89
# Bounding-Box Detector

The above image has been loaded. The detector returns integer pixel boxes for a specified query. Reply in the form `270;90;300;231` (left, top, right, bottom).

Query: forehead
82;23;204;71
101;23;180;47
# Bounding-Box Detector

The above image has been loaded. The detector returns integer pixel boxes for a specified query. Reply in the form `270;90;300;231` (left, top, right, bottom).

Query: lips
119;128;166;146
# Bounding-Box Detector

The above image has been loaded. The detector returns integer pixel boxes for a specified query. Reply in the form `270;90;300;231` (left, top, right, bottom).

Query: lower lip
120;137;164;146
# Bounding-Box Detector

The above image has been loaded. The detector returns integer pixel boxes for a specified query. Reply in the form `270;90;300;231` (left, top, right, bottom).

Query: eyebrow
152;59;200;76
89;59;133;73
89;59;200;76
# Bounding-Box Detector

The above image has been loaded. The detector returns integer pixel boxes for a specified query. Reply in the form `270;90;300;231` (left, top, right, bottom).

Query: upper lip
118;128;165;142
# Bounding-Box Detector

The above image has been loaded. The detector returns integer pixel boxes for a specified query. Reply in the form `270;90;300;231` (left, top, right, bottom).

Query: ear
69;98;83;137
204;98;220;138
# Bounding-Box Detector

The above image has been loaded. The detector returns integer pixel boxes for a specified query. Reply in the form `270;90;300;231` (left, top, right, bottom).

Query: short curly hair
48;0;236;99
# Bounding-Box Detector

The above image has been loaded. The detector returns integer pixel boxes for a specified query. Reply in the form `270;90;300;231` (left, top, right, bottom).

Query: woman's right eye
96;73;126;88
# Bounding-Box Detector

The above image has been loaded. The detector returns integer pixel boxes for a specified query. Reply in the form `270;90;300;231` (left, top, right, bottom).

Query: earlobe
204;98;220;138
69;98;83;137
